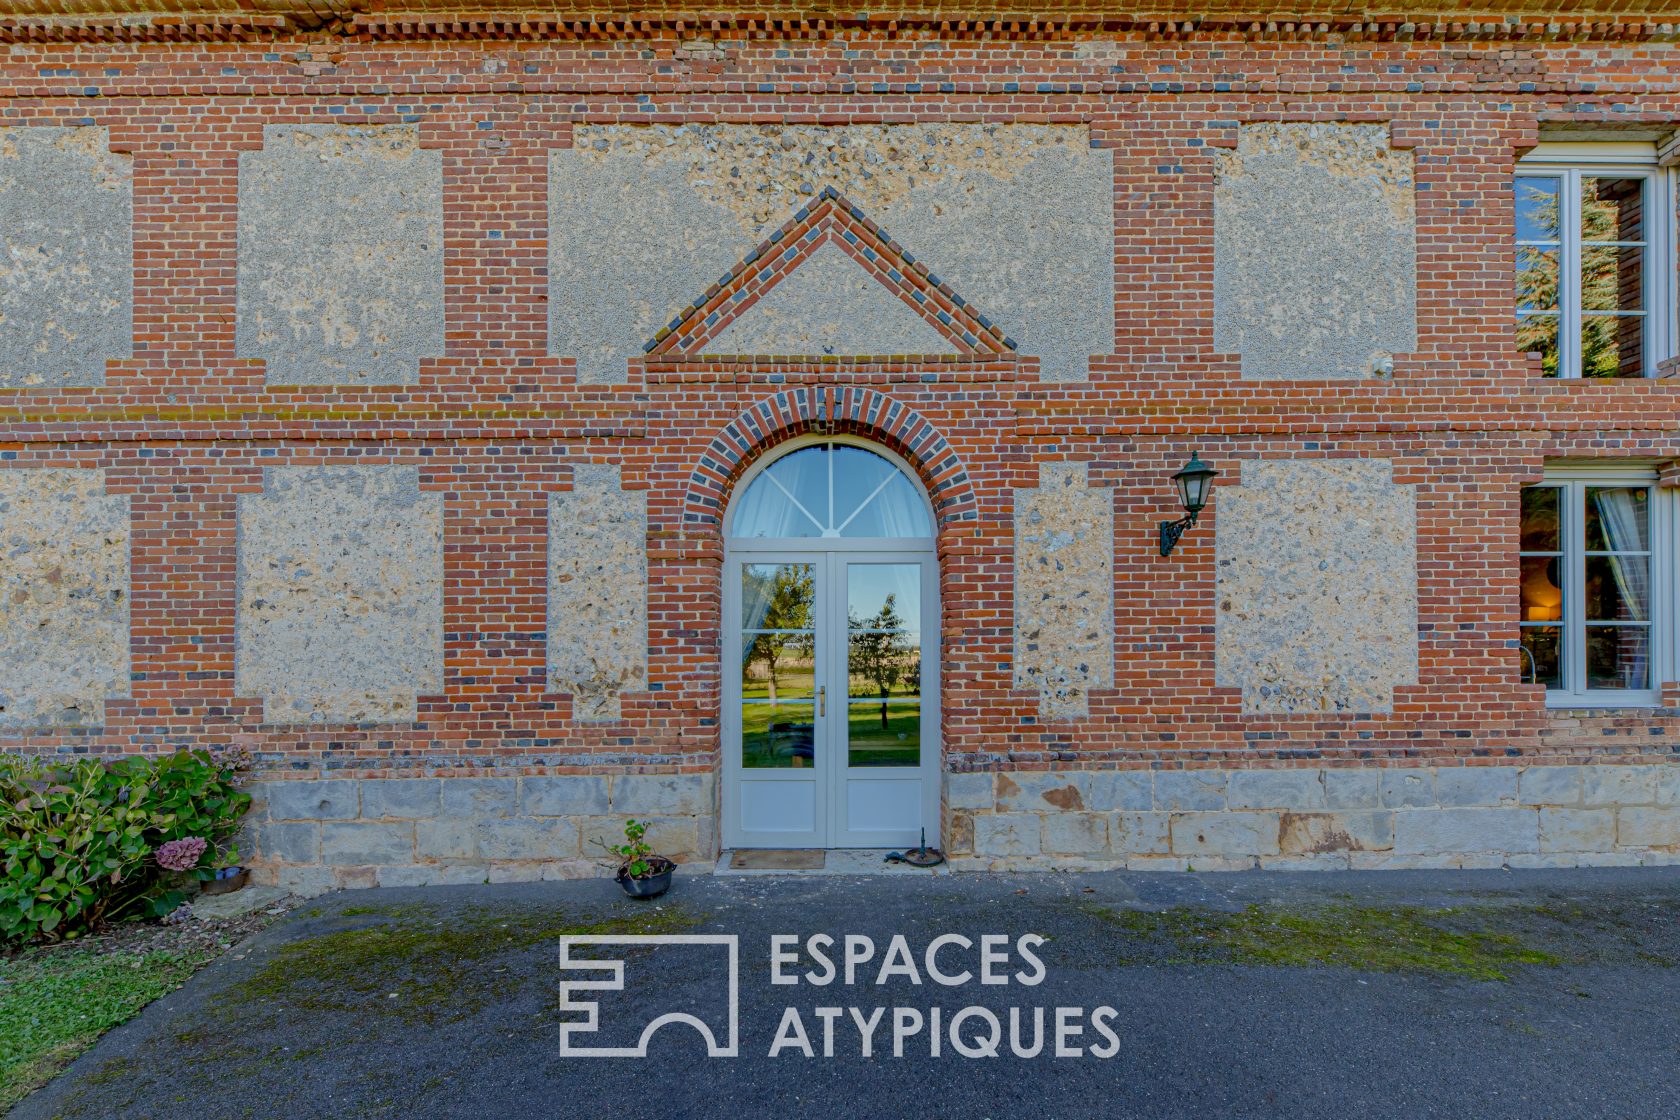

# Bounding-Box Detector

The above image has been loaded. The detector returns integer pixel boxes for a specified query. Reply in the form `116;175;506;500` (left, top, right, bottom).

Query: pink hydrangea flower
155;837;208;871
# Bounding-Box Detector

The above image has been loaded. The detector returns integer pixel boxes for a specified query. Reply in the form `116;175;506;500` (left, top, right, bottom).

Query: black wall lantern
1159;452;1219;557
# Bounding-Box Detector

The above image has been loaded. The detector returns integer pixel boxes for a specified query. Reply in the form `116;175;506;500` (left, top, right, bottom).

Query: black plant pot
616;858;675;900
201;868;249;896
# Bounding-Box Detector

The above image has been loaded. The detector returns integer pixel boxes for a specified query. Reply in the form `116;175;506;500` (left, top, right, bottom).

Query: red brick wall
3;26;1679;779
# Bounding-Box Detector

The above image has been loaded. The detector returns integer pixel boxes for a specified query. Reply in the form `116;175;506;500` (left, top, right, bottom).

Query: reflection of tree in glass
1514;178;1643;378
746;565;813;706
1514;179;1560;375
1580;178;1644;378
849;593;910;730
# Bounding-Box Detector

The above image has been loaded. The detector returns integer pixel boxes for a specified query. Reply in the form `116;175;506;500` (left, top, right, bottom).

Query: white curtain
739;564;782;668
1591;488;1649;621
733;444;932;539
862;474;933;537
1589;487;1650;689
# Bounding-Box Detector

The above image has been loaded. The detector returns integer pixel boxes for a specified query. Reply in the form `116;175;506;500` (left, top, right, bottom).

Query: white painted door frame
720;438;941;850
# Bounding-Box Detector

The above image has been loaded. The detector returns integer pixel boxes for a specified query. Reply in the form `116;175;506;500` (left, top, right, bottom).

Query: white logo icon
559;934;740;1058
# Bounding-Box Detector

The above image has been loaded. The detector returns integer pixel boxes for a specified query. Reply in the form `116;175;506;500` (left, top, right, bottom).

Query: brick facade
3;5;1680;888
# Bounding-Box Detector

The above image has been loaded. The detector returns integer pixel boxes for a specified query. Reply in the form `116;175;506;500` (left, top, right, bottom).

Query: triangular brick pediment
645;188;1015;360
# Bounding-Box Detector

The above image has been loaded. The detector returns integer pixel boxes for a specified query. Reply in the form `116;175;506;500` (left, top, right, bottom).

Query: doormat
729;849;825;870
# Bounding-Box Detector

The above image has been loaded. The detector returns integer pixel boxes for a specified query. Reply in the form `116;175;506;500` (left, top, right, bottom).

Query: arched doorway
722;436;940;849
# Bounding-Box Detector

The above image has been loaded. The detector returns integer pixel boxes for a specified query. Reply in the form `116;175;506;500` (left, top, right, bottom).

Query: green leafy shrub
0;749;252;944
594;819;672;880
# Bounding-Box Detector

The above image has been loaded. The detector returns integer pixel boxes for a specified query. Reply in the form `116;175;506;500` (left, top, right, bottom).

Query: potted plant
598;819;676;900
201;863;250;896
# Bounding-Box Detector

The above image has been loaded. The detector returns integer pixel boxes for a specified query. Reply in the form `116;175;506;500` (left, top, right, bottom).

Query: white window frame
1515;143;1676;379
1523;462;1672;707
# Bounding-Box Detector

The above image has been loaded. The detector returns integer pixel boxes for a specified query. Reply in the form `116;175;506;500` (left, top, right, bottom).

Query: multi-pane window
1520;474;1663;702
1514;145;1672;378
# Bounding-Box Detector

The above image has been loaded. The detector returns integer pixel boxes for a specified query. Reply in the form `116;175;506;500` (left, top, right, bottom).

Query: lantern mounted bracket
1158;510;1201;557
1158;451;1219;558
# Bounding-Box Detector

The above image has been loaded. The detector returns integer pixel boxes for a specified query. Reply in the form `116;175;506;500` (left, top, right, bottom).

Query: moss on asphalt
1094;903;1560;980
0;949;210;1109
233;903;695;1025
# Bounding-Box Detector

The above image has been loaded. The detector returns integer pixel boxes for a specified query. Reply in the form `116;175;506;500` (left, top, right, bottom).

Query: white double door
723;547;939;849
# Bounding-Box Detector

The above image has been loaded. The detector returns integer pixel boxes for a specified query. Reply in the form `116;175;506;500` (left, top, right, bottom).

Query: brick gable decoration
646;187;1015;363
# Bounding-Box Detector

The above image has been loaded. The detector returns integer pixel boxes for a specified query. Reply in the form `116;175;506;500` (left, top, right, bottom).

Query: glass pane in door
740;563;816;769
846;564;922;768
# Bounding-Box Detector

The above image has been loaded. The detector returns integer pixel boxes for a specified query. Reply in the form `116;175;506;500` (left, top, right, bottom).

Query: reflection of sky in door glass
848;563;920;628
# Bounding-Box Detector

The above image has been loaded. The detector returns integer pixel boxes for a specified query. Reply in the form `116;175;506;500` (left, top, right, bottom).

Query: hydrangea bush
154;837;209;872
0;748;252;943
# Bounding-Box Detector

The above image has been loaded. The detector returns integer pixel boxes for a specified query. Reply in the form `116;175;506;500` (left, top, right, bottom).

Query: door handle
818;685;826;717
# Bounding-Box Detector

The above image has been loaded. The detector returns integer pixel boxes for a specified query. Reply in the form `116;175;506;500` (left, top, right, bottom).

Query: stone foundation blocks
321;822;415;866
1043;812;1109;855
518;776;610;817
1171;812;1281;859
261;780;359;822
1618;807;1680;850
949;763;1680;872
252;772;715;894
973;814;1043;858
360;779;441;820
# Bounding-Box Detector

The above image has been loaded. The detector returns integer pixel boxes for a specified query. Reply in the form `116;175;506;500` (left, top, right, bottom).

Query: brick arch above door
684;386;977;532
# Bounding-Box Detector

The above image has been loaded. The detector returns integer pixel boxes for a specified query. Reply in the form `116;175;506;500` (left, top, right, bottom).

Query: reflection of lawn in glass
741;700;814;769
846;700;920;768
844;674;918;699
741;664;814;701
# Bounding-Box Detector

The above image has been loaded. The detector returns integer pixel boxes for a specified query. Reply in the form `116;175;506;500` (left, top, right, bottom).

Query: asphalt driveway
14;867;1680;1120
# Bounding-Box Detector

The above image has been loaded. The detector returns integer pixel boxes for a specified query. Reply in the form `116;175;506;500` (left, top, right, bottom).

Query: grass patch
236;904;695;1025
0;948;210;1109
1096;904;1560;981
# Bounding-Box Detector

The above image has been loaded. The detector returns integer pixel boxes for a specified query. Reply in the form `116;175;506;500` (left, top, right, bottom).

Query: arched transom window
730;442;933;540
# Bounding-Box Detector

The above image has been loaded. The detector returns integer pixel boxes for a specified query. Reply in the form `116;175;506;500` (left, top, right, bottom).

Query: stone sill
1546;706;1678;719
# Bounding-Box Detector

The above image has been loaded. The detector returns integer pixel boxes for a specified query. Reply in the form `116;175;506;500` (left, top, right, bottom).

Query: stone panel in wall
1215;459;1418;714
1013;462;1114;720
548;464;648;721
237;466;443;723
550;123;1112;382
706;241;957;356
236;124;443;385
0;469;129;727
1213;122;1417;380
0;127;131;388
